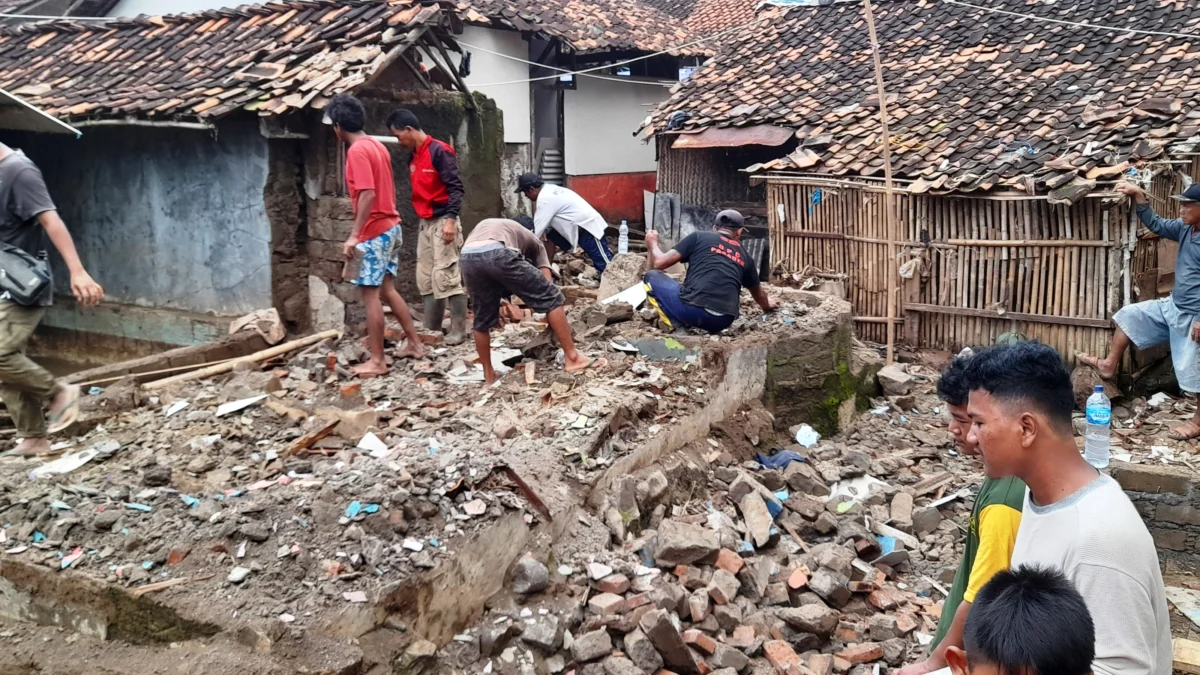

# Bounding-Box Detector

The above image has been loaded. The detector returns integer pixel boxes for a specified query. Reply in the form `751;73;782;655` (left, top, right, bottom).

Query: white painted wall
454;26;532;145
109;0;227;15
563;76;671;176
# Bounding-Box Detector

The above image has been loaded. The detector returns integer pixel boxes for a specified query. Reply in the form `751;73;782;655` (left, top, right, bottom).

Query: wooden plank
905;303;1113;329
1175;639;1200;675
947;238;1112;247
282;418;340;457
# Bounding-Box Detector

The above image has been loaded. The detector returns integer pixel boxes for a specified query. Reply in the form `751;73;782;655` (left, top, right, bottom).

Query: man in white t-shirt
962;342;1171;675
515;172;612;275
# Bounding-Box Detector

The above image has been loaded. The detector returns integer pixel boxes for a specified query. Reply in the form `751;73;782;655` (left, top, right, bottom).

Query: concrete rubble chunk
656;520;719;567
763;640;803;675
868;614;898;641
889;492;914;532
807;654;834;675
521;614;561;651
639;608;699;673
597;253;647;302
739;492;774;547
837;643;883;664
512;556;550;595
711;644;750;671
877;364;913;396
588;592;627;615
602;655;644;675
707;568;741;605
912;506;942;535
637;470;670;507
396;639;439;675
624;629;665;672
809;569;851;608
784;462;831;497
572;628;614;663
778;604;839;637
682;628;718;654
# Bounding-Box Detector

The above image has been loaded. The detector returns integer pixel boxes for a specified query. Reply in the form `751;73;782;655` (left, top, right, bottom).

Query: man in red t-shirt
388;109;468;346
326;94;424;377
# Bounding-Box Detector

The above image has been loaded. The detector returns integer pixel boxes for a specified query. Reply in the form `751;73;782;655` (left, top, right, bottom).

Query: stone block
308;276;345;332
1151;528;1189;551
1112;463;1194;496
640;608;699;673
589;593;627;615
708;569;741;605
876;365;912;396
603;656;644;675
572;628;614;662
777;604;838;636
521;615;560;651
912;506;942;536
656;520;720;567
624;629;664;673
889;493;913;532
597;253;647;302
1155;503;1200;527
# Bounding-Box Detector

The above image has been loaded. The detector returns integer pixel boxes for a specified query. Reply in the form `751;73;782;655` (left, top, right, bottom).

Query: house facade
643;0;1200;372
0;0;502;357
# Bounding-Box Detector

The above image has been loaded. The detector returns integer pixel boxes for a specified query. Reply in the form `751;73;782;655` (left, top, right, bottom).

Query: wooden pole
145;330;340;390
862;0;899;365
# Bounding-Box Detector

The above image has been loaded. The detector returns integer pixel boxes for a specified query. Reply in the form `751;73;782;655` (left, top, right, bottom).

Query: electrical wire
462;13;770;87
941;0;1200;40
0;12;111;20
456;39;675;87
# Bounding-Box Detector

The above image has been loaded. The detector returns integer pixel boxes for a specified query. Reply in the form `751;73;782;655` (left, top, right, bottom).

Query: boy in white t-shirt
962;342;1171;675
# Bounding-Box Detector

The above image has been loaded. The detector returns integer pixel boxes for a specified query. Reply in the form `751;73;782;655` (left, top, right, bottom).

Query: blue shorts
354;225;402;287
546;228;612;274
1114;296;1200;392
643;270;735;334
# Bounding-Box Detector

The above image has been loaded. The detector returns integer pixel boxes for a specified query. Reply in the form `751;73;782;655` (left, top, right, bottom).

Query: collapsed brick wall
1112;462;1200;572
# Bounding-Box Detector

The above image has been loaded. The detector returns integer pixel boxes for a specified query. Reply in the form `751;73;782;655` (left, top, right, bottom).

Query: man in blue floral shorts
327;94;424;377
1081;181;1200;440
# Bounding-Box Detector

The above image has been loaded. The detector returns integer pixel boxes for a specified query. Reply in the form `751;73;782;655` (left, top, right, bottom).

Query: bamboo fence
765;169;1198;362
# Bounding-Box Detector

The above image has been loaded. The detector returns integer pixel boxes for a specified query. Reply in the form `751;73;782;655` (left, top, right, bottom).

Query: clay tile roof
642;0;759;36
458;0;708;55
646;0;1200;194
0;0;453;123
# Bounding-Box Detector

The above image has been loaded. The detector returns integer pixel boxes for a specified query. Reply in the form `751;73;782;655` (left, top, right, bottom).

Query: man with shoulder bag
0;142;103;456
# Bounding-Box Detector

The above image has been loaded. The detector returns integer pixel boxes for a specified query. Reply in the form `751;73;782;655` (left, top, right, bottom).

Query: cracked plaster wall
11;118;273;316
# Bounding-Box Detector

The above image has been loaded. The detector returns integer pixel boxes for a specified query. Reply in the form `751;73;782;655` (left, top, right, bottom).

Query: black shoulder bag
0;243;51;305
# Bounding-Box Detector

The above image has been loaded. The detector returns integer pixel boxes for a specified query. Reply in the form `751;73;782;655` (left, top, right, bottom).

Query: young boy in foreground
946;565;1095;675
899;352;1025;675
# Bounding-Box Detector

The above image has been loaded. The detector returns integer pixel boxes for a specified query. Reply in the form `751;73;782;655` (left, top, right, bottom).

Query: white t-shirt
1011;475;1171;675
532;184;608;249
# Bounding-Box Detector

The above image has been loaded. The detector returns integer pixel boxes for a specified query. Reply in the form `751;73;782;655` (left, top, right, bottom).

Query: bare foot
484;370;499;386
1169;420;1200;441
1077;353;1117;380
564;355;607;374
396;341;426;359
15;437;55;457
351;360;389;378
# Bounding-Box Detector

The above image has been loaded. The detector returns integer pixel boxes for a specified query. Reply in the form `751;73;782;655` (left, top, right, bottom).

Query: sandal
567;356;608;375
46;384;81;434
1167;421;1200;442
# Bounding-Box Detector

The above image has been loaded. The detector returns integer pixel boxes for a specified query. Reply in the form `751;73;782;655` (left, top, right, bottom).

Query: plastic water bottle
1084;385;1111;469
618;220;629;254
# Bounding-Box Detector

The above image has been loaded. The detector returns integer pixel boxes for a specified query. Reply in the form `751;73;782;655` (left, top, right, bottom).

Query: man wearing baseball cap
515;172;613;275
1081;181;1200;440
642;209;778;333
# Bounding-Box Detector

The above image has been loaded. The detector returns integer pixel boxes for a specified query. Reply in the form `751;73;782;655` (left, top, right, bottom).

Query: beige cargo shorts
416;216;465;299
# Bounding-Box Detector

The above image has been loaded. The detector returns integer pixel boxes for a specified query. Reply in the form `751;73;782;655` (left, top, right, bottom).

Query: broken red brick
166;548;190;566
715;548;745;575
625;592;653;610
787;567;809;590
588;592;626;615
834;622;864;642
895;612;919;635
730;626;757;648
836;643;884;664
682;629;717;655
764;640;803;675
596;574;631;594
867;587;906;611
832;656;852;673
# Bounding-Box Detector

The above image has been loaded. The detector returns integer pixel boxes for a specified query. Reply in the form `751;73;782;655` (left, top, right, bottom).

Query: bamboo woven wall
767;176;1137;359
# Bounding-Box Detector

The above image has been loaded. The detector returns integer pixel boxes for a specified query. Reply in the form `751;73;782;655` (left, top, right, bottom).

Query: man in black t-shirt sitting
643;210;778;333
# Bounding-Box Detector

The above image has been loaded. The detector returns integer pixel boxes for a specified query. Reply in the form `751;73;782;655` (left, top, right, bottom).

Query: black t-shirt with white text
674;231;759;316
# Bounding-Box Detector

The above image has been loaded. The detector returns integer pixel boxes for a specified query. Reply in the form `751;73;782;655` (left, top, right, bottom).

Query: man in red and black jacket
388;109;468;345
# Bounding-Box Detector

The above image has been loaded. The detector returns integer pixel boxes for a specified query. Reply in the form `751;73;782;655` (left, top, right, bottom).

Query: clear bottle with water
1084;385;1111;469
618;220;629;254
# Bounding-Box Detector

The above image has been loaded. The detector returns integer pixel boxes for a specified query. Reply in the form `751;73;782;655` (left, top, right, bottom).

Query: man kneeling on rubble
898;350;1025;675
1080;181;1200;440
643;210;777;333
963;342;1170;675
461;218;605;385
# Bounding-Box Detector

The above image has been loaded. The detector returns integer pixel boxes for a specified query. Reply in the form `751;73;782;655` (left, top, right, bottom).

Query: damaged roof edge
0;88;80;136
670;124;794;149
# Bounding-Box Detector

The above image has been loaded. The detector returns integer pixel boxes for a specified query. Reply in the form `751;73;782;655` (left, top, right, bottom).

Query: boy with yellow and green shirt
897;352;1026;675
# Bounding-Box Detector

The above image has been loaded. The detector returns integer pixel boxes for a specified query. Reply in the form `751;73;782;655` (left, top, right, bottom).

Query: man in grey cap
1081;181;1200;440
642;209;778;333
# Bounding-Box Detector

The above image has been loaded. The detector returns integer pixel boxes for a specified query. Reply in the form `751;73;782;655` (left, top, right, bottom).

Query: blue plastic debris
755;448;806;470
180;494;200;509
734;540;755;555
774;490;790;502
877;535;896;556
142;561;154;570
363;504;380;514
88;386;103;395
766;499;783;520
32;531;45;543
120;528;129;536
429;537;441;547
637;546;655;567
346;501;363;518
124;502;152;512
49;500;72;510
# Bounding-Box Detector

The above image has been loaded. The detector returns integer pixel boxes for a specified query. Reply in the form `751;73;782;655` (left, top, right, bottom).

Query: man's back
676;231;759;317
534;185;607;241
1011;475;1170;675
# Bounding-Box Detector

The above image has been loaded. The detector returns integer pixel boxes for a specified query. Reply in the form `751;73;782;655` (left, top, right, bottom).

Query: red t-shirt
345;137;401;241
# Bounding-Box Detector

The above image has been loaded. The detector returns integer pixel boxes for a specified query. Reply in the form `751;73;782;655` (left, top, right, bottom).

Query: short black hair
514;215;535;231
962;341;1075;434
387;109;422;131
937;354;973;407
966;565;1095;675
326;94;365;133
